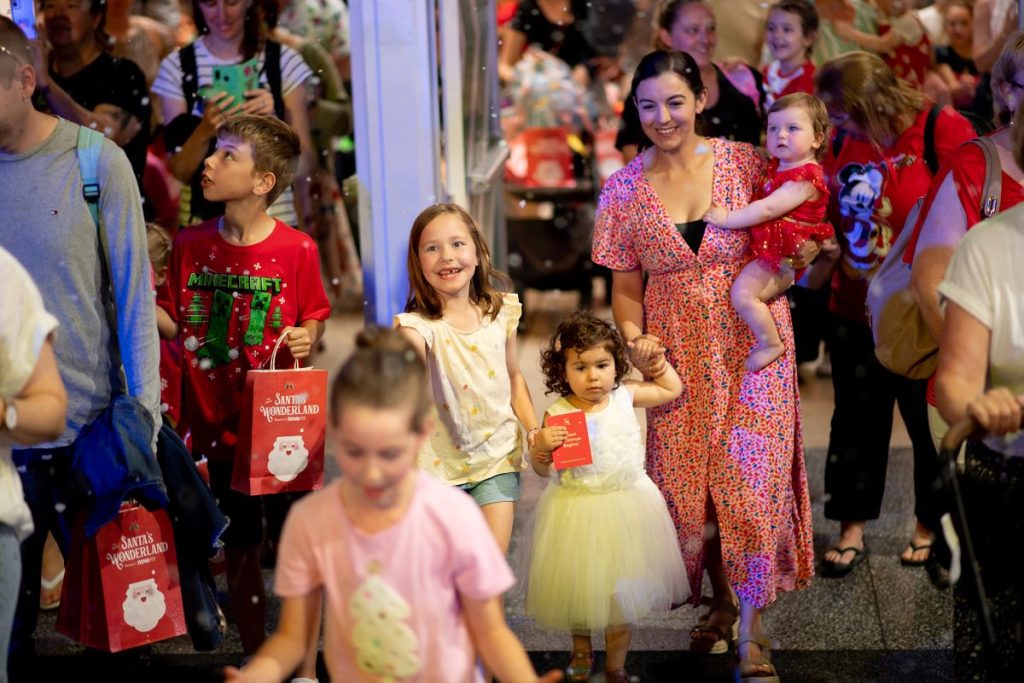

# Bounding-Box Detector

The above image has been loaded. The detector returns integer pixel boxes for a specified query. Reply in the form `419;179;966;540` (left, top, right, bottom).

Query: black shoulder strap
180;42;199;116
923;103;941;175
263;41;286;120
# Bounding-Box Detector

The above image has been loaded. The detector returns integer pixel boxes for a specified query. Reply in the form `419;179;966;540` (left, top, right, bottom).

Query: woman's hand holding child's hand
628;334;667;377
703;206;729;226
282;326;313;359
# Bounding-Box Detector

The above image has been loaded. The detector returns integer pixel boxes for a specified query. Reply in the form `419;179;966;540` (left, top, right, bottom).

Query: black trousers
9;446;74;657
823;314;945;528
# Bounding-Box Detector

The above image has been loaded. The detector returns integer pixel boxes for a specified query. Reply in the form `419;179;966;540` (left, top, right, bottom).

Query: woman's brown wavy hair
815;51;923;149
404;203;512;321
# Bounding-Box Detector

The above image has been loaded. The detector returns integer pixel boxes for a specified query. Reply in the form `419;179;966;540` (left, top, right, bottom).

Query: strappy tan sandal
689;595;739;655
738;633;781;683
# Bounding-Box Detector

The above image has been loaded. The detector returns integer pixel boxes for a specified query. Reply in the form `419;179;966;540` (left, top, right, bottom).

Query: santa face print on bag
122;578;167;633
267;434;310;482
834;161;894;279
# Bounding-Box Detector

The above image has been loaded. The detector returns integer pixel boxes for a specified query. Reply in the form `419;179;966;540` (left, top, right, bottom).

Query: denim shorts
459;472;521;506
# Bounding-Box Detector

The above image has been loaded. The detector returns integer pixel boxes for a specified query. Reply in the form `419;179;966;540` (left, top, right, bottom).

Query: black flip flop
822;544;868;578
900;540;933;567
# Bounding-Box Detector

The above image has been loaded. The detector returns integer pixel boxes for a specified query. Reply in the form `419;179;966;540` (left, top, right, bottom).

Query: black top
49;52;151;186
675;219;706;255
510;0;595;69
616;64;765;151
935;45;978;76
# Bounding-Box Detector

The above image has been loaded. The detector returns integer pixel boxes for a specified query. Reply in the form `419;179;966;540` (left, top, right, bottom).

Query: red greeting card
548;411;593;470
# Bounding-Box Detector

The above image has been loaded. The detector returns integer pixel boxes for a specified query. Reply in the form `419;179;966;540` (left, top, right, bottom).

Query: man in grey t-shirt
0;17;160;657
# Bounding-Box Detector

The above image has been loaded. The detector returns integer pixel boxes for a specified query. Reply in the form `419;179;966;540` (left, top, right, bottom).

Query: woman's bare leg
691;502;738;651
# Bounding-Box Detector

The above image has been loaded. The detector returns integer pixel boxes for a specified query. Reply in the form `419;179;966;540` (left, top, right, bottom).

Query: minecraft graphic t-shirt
158;219;330;460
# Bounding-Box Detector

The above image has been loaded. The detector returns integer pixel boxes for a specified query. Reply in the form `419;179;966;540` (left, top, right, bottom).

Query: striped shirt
153;38;313;226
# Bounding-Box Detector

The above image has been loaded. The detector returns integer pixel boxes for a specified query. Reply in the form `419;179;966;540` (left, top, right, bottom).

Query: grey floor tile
869;555;953;650
763;564;885;650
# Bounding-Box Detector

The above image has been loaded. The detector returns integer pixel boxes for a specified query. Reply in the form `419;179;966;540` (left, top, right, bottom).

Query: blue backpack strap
76;125;103;229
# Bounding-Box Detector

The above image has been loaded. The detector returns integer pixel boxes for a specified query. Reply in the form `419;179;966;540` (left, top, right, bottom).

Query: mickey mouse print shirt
158;219;331;461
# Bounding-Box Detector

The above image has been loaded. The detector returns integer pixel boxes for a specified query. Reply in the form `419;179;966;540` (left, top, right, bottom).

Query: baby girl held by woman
525;312;689;682
705;92;836;371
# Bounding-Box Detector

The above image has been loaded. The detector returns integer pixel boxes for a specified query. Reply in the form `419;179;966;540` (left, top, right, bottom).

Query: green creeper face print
185;268;285;368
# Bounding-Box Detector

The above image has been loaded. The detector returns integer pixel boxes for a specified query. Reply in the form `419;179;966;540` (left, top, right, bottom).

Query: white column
350;0;444;325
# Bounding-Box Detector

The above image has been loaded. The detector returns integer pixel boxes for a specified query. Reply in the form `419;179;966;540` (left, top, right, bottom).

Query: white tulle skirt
524;475;689;632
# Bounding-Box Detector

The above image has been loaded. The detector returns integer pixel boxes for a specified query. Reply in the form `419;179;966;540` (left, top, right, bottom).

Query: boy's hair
146;223;173;270
0;17;33;82
329;327;432;431
404;203;512;321
768;93;830;161
217;115;300;207
815;51;924;147
540;312;631;397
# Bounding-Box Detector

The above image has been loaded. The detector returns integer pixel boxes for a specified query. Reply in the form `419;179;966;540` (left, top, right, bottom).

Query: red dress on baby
748;160;833;273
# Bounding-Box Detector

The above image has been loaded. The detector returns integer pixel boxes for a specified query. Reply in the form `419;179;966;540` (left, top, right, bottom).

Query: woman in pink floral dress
592;50;814;682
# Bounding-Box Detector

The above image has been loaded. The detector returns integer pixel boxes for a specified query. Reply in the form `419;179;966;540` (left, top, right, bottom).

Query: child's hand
532;448;554;467
627;333;665;374
645;345;669;379
703;206;729;226
282;326;312;359
535;425;568;454
537;670;565;682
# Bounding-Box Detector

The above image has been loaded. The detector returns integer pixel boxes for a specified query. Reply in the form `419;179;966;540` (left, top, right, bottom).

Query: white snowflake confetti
254;262;262;271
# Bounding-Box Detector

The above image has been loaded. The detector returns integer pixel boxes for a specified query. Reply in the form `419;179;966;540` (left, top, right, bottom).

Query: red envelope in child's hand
548;411;593;470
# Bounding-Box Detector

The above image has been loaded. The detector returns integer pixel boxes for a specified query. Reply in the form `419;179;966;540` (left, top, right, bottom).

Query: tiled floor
23;291;953;682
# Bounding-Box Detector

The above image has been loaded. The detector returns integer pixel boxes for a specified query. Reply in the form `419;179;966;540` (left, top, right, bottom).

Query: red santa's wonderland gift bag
57;503;187;652
232;332;327;495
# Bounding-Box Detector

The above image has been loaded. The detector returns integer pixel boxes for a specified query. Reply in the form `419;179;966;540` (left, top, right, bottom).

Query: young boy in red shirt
156;115;330;656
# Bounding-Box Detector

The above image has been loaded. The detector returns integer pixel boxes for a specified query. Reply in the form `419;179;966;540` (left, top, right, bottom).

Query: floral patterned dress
591;138;815;608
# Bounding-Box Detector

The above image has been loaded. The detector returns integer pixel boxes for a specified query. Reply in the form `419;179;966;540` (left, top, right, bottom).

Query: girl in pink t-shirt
224;329;560;683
